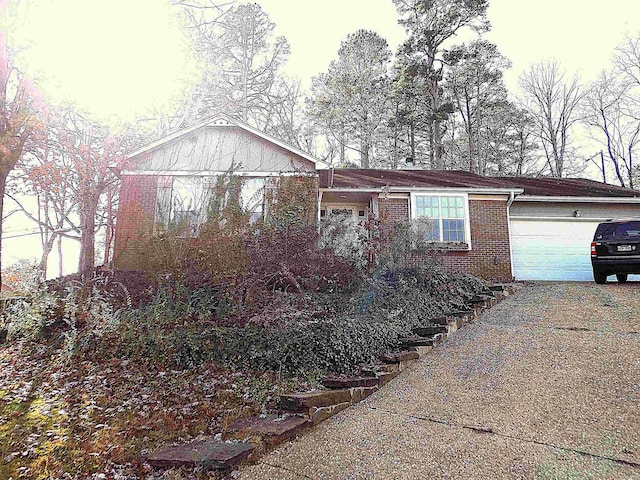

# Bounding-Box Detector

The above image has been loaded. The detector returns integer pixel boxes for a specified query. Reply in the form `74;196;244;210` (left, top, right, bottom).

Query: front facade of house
113;116;640;282
318;169;523;282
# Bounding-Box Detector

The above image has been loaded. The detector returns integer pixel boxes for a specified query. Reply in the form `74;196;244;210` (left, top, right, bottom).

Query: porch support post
317;190;323;224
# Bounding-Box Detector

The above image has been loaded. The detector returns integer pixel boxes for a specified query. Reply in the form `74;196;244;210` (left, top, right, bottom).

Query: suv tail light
591;242;597;256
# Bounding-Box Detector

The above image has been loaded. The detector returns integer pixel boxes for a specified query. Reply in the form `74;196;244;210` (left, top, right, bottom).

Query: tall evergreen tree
308;30;392;168
392;0;489;168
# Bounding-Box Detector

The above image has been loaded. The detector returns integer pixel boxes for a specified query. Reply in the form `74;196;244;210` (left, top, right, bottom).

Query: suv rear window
594;221;640;240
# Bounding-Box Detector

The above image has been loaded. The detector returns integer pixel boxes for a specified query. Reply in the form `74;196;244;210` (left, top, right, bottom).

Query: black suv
591;219;640;283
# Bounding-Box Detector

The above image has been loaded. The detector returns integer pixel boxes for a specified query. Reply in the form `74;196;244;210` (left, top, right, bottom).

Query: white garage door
510;219;601;281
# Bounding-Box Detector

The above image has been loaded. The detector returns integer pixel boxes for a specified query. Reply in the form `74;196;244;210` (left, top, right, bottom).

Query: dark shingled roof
498;176;640;197
319;169;640;198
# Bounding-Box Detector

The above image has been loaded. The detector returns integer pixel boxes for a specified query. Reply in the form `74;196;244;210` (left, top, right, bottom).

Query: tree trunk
58;234;63;277
409;121;416;164
361;140;370;169
39;234;57;279
78;195;99;279
433;118;443;169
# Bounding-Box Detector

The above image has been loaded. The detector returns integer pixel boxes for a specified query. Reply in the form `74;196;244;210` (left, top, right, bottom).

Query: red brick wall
439;251;471;276
467;200;512;282
379;197;409;222
113;175;159;270
379;196;513;282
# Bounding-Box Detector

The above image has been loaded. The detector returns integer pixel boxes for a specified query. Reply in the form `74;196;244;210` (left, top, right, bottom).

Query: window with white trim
155;176;266;236
171;177;211;236
240;177;265;225
413;194;468;243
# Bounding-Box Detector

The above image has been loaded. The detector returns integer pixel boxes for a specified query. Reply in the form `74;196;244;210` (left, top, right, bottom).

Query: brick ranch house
112;114;640;282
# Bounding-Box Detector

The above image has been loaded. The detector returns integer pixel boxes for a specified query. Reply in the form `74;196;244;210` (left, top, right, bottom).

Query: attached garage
510;219;601;280
506;179;640;281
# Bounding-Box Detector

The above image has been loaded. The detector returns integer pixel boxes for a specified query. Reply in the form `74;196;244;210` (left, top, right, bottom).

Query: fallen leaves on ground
0;342;307;479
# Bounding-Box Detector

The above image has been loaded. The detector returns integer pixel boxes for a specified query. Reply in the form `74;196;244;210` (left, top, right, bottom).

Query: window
413;194;468;244
155;176;266;236
240;177;265;225
171;177;210;236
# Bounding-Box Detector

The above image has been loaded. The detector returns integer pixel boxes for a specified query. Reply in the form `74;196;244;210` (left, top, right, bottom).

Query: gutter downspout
317;190;323;224
506;191;516;282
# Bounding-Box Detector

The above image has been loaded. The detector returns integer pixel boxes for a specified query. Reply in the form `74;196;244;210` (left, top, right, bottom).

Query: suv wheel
616;273;628;283
593;270;608;284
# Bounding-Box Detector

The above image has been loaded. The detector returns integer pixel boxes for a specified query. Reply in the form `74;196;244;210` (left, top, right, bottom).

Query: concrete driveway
237;282;640;479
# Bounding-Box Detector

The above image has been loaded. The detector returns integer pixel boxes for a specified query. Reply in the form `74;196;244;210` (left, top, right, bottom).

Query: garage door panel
511;220;599;281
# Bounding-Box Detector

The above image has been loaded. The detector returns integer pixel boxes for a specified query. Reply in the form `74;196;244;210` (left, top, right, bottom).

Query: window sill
415;242;470;252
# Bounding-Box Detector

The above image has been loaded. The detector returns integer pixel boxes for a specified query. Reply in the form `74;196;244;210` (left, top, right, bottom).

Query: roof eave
514;195;640;203
320;187;524;195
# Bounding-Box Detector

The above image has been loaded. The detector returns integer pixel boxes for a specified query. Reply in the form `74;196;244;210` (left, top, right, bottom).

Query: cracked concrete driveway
237;282;640;480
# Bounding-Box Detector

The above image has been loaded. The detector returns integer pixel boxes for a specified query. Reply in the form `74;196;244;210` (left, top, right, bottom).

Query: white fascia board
514;195;640;203
123;113;328;167
120;170;317;177
510;215;613;222
320;187;524;195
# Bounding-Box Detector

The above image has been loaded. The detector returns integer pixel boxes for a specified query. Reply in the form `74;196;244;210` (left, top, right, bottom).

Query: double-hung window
412;194;469;246
171;177;210;236
156;176;267;236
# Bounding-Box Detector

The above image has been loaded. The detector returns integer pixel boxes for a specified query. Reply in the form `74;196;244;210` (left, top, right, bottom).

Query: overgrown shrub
8;177;490;380
2;263;58;342
76;258;488;375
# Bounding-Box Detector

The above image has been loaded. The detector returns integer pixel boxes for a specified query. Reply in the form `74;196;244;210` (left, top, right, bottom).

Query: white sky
7;0;640;123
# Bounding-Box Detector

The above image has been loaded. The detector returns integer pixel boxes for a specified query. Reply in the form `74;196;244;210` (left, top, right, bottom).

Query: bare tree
0;25;41;286
444;40;511;174
583;71;640;188
393;0;490;168
308;30;392;168
615;34;640;88
198;3;290;125
7;142;77;278
519;61;583;177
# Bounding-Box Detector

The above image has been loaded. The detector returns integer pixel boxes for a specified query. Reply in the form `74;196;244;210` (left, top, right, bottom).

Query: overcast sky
8;0;640;124
260;0;640;90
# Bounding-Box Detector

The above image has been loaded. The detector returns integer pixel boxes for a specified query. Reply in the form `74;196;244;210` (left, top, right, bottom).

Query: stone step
448;310;475;318
398;335;434;348
309;401;351;426
280;386;378;412
412;325;447;336
429;315;453;326
380;350;420;364
360;363;399;377
280;389;352;412
145;439;255;470
470;294;494;304
224;415;309;447
322;375;380;389
376;370;400;386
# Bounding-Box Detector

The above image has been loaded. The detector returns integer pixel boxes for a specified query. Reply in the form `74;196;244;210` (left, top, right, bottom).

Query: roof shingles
319;169;640;198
